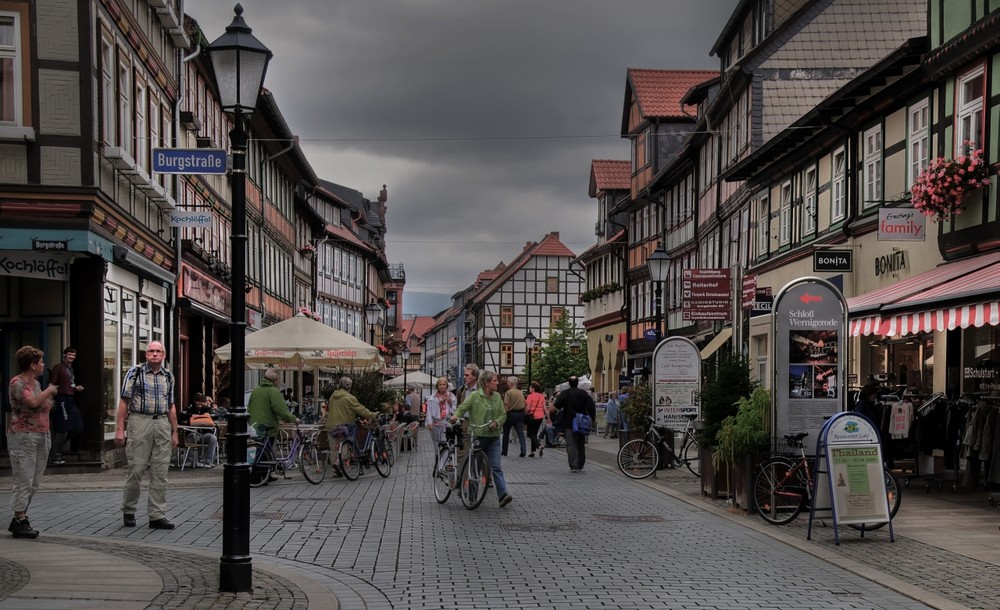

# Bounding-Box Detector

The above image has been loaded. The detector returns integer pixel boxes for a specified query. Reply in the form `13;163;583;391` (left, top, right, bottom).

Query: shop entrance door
1;323;49;453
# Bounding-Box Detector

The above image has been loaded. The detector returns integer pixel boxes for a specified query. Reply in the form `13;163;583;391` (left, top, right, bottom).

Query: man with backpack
554;376;596;473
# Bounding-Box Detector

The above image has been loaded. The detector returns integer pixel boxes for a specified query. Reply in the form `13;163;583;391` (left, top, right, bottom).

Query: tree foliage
527;316;589;391
322;371;394;415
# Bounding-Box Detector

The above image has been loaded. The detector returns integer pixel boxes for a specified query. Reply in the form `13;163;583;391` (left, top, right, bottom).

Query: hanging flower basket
910;146;990;221
297;307;321;321
299;244;316;257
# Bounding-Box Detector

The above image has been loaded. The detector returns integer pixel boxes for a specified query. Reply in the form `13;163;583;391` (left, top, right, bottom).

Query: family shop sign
877;208;925;241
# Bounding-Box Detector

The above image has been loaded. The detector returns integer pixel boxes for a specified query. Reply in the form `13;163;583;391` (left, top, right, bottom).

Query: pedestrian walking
554;376;596;473
524;381;546;457
455;363;480;464
48;346;85;465
7;345;59;539
116;341;177;529
451;370;511;507
425;376;456;446
603;392;620;438
502;376;527;457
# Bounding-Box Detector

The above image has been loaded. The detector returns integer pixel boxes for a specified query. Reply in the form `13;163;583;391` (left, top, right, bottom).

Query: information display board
771;277;848;447
651;337;701;430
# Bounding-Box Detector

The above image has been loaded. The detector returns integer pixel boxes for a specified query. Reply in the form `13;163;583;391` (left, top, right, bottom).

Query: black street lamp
402;345;411;392
569;338;581;355
365;302;384;346
646;245;671;341
207;3;272;594
524;330;536;384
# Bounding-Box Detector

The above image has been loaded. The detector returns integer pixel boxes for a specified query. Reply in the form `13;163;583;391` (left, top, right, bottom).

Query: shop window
962;326;999;395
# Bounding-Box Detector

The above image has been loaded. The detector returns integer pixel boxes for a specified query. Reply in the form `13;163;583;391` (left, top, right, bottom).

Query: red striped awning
848;251;1000;337
881;301;1000;336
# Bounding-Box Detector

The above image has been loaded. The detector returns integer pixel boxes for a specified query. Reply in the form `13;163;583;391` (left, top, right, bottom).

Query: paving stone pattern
0;556;29;599
8;434;940;610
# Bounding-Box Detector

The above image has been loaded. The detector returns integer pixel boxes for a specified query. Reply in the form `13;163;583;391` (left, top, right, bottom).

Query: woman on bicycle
425;376;456;447
450;370;512;507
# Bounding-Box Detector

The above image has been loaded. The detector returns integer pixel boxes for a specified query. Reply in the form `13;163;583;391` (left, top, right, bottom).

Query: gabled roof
470;232;577;306
621;69;719;134
589;160;631;197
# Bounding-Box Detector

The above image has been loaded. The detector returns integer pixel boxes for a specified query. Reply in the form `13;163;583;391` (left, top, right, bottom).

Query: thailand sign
682;268;731;321
819;412;891;527
877;208;925;241
771;277;847;447
152;148;227;175
651;337;701;431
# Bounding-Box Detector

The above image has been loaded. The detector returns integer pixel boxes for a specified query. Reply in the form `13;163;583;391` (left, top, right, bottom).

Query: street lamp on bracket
206;2;272;594
402;345;411;393
646;245;671;340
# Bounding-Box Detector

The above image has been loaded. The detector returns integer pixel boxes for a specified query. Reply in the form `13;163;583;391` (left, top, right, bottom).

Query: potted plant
299;244;316;257
910;144;990;221
618;383;652;448
714;387;771;511
699;352;756;498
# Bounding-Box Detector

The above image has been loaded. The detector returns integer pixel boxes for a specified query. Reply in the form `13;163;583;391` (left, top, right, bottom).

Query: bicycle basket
771;436;808;457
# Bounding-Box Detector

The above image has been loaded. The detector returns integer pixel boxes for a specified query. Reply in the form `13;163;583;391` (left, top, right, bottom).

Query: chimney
550;231;559;240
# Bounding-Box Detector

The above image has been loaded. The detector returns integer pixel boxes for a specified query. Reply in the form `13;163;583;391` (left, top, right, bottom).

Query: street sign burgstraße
682;268;731;321
152;148;227;175
813;250;853;273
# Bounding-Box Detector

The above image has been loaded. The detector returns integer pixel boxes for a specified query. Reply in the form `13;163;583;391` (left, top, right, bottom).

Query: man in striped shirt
115;341;178;529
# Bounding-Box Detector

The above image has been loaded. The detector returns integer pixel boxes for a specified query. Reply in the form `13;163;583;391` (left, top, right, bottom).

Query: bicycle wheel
373;439;392;478
459;451;490;510
682;437;701;477
385;436;396;467
338;440;361;481
248;440;271;487
299;443;327;485
848;468;903;531
617;439;658;479
433;449;455;504
753;457;806;525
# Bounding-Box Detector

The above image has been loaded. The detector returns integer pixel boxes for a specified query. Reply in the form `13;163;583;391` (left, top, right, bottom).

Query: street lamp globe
365;302;384;326
569;339;581;355
206;4;272;114
646;245;670;284
525;330;536;351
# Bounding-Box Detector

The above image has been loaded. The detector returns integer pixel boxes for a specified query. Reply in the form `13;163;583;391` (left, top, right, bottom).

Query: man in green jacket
325;376;379;435
450;370;512;507
248;369;298;439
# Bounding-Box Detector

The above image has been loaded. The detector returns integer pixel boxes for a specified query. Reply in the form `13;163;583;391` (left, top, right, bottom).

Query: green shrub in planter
714;387;771;470
620;383;652;433
699;352;756;447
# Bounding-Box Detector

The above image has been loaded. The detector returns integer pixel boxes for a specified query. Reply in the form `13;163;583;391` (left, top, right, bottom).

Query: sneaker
499;494;513;508
528;452;535;458
8;517;17;533
10;517;38;539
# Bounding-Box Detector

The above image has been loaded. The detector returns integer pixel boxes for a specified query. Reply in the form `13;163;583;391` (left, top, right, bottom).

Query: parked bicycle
248;425;326;487
753;432;901;528
617;414;700;479
337;416;392;480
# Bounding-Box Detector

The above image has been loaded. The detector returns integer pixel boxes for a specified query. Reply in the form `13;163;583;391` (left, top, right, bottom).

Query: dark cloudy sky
190;1;740;309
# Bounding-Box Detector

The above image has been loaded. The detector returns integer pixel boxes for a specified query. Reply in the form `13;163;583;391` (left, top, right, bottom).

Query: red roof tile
590;160;631;193
628;69;719;120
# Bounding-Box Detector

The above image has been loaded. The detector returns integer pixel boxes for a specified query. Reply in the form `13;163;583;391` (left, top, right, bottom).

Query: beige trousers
122;414;172;520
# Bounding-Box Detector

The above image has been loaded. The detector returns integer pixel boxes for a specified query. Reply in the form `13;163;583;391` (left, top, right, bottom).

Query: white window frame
956;66;984;155
118;58;132;153
863;125;882;209
908;98;929;188
802;166;817;235
0;12;24;128
779;181;792;246
134;78;147;170
101;36;115;144
831;147;846;222
756;195;770;256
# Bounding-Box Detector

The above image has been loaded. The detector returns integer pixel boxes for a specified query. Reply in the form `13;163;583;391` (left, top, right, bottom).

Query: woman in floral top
7;345;58;539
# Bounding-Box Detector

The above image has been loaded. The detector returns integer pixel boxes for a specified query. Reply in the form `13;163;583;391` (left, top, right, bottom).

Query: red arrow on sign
800;293;823;304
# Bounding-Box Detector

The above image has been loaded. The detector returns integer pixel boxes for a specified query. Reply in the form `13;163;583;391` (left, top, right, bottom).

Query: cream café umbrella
214;313;383;371
384;371;435;388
